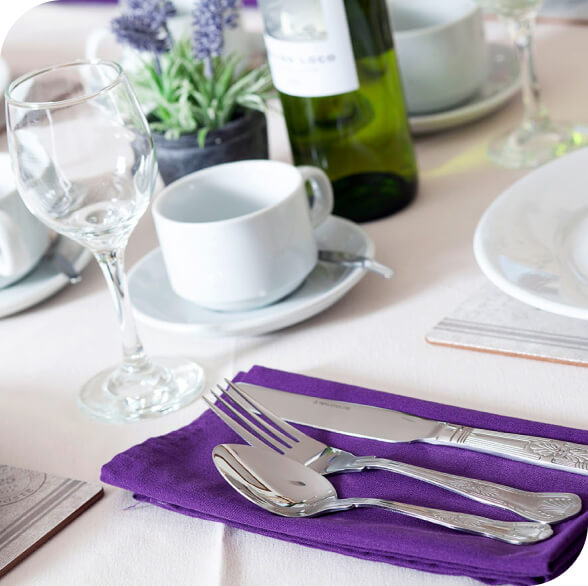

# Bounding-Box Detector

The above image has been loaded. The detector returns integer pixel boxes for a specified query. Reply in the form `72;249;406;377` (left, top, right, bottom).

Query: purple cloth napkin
101;366;588;584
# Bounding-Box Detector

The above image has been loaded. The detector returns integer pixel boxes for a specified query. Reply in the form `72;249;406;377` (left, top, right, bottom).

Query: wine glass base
487;121;588;169
78;356;205;422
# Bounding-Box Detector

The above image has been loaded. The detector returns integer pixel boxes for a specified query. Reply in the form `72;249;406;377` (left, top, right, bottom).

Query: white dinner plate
0;236;92;319
409;43;520;135
474;148;588;320
128;215;374;336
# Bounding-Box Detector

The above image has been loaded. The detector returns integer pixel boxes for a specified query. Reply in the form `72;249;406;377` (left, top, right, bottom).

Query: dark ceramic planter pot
152;109;269;185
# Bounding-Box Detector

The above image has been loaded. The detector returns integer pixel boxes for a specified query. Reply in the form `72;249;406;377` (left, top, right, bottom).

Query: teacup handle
85;27;111;61
297;166;334;228
0;209;26;276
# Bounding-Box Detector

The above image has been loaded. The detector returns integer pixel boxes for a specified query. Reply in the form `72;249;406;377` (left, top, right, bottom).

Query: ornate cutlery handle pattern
348;455;581;523
435;424;588;475
336;498;553;545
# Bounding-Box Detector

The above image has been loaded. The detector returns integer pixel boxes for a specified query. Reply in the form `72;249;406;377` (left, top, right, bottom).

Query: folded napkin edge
132;493;582;585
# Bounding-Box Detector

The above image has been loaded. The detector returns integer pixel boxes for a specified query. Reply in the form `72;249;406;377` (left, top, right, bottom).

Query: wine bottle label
263;0;359;98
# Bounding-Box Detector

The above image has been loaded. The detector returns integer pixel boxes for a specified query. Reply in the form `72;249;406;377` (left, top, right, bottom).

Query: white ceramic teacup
152;160;334;311
389;0;487;114
0;154;51;289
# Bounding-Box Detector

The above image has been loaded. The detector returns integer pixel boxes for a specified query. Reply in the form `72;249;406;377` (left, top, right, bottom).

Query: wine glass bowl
6;62;154;250
5;61;204;422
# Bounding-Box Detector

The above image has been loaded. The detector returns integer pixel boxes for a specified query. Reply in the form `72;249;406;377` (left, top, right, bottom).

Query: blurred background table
1;2;588;585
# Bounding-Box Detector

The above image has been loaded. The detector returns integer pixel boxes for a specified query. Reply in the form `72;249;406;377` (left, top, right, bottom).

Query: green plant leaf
128;36;274;137
197;127;209;148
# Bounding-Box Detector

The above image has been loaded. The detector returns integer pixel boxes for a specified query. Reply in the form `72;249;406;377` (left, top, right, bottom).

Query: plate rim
473;148;588;320
129;215;375;336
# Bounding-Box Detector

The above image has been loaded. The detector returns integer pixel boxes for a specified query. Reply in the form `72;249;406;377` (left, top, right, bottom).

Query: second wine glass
5;60;204;422
478;0;585;168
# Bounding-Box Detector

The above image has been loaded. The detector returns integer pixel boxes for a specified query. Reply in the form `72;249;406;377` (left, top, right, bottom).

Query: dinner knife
240;383;588;475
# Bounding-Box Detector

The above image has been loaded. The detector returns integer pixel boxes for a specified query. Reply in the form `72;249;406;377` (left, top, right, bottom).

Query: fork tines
203;379;304;453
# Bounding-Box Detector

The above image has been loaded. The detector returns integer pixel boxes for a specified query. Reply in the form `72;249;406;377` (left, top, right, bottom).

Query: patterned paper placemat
426;283;588;367
0;465;103;578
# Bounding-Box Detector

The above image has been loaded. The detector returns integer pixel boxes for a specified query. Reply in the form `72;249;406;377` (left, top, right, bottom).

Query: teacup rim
391;0;481;39
152;159;304;226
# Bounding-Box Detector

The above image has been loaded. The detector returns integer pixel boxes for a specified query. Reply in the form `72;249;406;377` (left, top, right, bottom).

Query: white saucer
0;236;92;318
409;43;520;135
128;216;374;336
474;148;588;321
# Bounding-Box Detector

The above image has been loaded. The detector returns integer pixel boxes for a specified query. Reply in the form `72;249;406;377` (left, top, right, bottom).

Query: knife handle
350;456;581;523
435;424;588;476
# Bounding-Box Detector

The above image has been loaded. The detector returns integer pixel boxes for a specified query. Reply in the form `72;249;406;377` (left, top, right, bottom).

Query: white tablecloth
1;2;587;585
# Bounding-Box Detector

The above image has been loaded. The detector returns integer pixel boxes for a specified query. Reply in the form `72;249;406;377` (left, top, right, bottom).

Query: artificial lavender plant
111;0;272;143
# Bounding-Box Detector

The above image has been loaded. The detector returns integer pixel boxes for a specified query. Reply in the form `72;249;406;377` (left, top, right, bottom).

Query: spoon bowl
212;444;554;545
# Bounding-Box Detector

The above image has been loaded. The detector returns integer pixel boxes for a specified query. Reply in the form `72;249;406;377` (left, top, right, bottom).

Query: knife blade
240;382;588;475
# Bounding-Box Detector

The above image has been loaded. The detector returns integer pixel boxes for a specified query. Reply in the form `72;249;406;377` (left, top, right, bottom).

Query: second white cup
152;160;334;311
389;0;487;114
0;153;51;289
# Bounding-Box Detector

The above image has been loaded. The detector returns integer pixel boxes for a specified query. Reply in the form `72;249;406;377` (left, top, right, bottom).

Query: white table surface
1;3;587;585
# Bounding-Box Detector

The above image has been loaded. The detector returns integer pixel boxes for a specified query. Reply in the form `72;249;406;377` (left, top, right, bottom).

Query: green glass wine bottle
259;0;418;223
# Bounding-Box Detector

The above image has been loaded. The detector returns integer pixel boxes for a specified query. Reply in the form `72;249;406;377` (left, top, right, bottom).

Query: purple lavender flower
111;0;176;55
127;0;177;20
193;0;240;73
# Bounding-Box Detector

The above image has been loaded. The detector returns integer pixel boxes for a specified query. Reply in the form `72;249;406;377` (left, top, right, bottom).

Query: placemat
0;465;103;578
426;283;588;366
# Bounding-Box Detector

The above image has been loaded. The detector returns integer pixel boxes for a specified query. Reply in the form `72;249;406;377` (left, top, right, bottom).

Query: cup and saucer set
390;0;521;134
128;160;375;337
0;149;373;332
0;152;92;318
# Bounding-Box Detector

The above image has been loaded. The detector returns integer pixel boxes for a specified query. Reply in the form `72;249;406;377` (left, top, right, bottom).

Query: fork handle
347;456;581;523
332;498;552;545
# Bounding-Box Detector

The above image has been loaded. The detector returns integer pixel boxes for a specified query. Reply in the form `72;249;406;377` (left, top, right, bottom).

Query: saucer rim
409;43;520;134
0;235;92;318
129;215;375;337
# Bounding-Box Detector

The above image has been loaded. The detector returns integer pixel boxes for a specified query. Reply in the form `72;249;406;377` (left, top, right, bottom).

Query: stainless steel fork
203;380;582;524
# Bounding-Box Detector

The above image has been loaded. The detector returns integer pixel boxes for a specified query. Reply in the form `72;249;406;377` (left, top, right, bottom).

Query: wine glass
477;0;584;168
5;61;204;422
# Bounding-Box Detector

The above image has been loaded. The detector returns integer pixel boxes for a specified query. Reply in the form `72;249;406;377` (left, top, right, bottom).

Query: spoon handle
344;455;581;523
318;250;394;279
333;498;553;544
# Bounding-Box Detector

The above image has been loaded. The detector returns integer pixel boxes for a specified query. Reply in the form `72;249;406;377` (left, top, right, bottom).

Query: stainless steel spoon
44;235;82;284
212;444;553;545
318;250;394;279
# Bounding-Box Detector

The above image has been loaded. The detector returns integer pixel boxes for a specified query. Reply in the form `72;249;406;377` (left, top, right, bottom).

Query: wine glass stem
504;14;548;128
94;247;150;373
